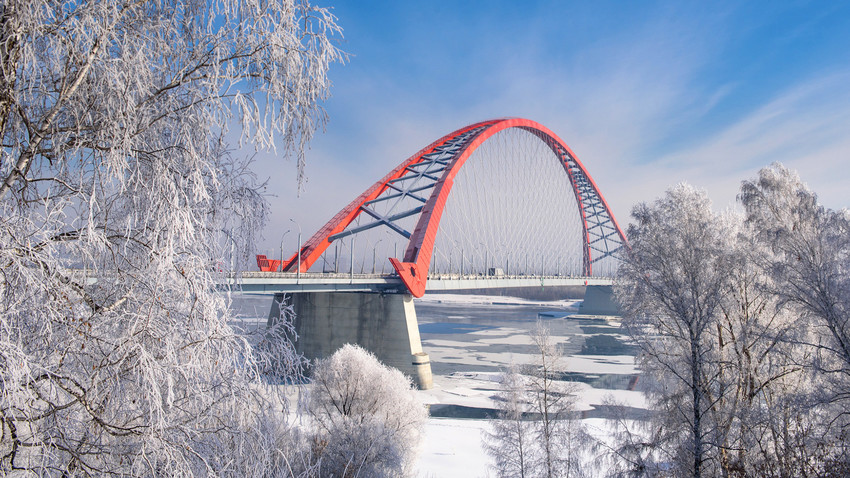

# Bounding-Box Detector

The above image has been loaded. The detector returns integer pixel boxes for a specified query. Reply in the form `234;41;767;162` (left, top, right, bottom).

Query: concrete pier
579;285;621;316
269;291;433;389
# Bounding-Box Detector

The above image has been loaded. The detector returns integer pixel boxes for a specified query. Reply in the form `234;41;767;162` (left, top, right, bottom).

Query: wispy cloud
647;71;850;210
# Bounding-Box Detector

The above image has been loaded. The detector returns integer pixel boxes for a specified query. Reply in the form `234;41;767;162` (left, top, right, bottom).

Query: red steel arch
282;118;629;297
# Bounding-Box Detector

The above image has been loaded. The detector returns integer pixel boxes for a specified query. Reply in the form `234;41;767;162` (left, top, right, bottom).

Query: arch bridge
260;118;629;389
259;118;627;297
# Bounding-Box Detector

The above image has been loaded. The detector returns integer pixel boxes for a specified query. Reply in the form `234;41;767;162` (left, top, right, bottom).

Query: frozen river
412;294;645;477
413;294;643;419
230;292;641;412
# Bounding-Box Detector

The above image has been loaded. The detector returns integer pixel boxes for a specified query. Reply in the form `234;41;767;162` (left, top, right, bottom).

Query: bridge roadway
234;271;614;294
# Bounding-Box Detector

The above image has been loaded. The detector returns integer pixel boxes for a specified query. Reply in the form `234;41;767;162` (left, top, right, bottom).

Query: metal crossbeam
365;184;431;205
591;245;624;263
329;205;424;242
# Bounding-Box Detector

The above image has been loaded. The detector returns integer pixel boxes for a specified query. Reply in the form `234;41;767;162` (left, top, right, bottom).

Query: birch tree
740;163;850;397
484;321;587;478
617;177;848;476
708;221;816;477
595;397;667;478
527;320;587;478
484;364;535;478
616;184;732;478
739;163;850;472
0;0;343;475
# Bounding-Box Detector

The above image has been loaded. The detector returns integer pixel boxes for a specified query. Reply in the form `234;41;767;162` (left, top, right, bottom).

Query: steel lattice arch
281;118;629;297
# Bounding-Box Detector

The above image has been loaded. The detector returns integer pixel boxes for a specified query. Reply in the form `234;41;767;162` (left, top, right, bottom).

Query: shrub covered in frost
306;344;427;477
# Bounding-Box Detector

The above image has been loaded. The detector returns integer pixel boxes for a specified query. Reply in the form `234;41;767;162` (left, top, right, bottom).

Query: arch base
390;258;426;298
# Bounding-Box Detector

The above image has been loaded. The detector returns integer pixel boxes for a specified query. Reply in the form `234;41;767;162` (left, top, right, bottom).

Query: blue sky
255;0;850;254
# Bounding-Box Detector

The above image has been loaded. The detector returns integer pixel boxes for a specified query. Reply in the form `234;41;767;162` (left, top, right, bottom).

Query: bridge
239;272;613;294
257;118;628;389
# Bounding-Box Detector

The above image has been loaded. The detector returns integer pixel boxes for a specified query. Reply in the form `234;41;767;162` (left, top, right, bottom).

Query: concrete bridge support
579;285;621;316
268;292;433;390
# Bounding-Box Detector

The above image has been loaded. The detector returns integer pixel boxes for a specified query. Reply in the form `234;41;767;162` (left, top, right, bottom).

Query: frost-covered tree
0;0;342;475
707;219;815;477
527;320;587;478
740;163;850;473
485;321;587;478
617;177;848;477
594;397;666;478
616;184;733;477
740;163;850;397
484;364;535;478
305;344;427;478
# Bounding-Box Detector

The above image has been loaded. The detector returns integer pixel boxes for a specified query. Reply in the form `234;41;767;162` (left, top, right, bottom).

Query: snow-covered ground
414;296;644;477
418;418;492;478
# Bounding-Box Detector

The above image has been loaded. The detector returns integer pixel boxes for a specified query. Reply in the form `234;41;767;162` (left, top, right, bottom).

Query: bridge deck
235;272;613;294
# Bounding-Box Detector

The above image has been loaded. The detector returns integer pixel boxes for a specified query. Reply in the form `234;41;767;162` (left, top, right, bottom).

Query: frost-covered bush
305;344;427;477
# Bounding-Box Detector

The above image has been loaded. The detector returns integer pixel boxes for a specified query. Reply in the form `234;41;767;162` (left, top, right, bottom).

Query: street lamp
431;244;437;275
279;229;290;269
289;218;302;282
350;237;355;279
479;242;488;276
372;238;384;274
334;242;339;273
222;228;236;299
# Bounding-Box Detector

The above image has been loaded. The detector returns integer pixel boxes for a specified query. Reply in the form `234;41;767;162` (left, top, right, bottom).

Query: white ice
417;293;580;309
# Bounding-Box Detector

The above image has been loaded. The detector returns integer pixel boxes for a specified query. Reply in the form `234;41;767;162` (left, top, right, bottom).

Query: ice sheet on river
417;293;580;309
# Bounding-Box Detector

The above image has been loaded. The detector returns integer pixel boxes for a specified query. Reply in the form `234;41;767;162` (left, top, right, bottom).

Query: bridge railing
238;270;610;282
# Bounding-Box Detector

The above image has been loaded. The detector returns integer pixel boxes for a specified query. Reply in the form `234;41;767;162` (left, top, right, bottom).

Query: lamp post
289;218;301;282
227;229;235;275
461;248;464;276
334;242;339;273
222;228;236;300
279;229;290;270
372;238;383;274
350;237;355;280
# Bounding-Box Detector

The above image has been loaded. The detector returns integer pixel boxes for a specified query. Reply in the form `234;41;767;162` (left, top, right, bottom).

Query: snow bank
417;418;492;478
